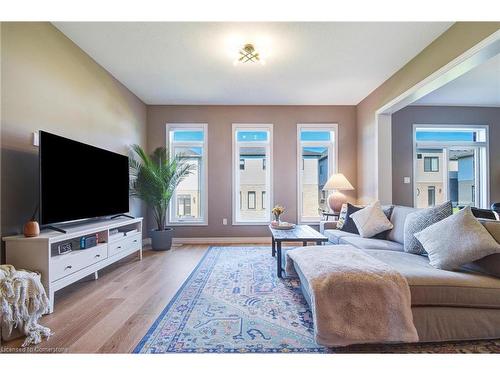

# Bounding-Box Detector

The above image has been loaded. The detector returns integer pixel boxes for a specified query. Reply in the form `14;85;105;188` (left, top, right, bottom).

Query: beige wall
0;22;147;257
148;105;357;237
356;22;500;204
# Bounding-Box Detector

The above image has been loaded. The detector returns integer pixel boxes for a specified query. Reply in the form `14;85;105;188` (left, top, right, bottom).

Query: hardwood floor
2;244;218;353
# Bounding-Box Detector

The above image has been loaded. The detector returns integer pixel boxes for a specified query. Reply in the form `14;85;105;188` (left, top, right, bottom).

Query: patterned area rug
134;246;499;354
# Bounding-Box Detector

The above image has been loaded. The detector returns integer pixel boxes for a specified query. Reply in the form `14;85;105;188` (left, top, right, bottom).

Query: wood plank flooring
1;243;219;353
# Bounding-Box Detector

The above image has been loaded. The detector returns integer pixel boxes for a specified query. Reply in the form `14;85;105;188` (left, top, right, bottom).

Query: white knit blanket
0;265;52;346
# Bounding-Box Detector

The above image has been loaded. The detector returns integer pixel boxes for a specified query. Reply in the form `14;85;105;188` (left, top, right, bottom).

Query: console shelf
3;217;143;313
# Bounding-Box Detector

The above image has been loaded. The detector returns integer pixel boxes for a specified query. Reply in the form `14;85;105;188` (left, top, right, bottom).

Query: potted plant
129;144;193;250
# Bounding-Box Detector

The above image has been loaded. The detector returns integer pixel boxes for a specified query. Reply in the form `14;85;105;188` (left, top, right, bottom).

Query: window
297;124;338;223
424;157;439;172
427;186;436;207
247;191;256;209
177;195;192;217
232;124;273;224
167;123;208;225
414;125;489;210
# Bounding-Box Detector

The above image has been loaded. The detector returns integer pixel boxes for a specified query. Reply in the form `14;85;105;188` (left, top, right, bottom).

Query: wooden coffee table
268;224;328;278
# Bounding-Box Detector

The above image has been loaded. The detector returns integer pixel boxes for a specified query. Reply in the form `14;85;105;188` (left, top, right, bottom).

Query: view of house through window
167;124;207;224
297;124;337;223
414;126;488;210
233;125;272;223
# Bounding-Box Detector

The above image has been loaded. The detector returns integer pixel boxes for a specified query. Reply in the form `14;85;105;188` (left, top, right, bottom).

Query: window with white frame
413;125;489;210
297;124;338;223
233;124;272;224
167;123;208;225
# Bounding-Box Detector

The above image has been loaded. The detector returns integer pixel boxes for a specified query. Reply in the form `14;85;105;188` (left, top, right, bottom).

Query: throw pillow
336;203;349;229
349;201;394;238
414;206;500;270
372;205;394;239
339;203;363;234
403;201;452;255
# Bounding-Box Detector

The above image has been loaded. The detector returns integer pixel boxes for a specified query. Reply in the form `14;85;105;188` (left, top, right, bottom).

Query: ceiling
53;22;452;105
414;53;500;107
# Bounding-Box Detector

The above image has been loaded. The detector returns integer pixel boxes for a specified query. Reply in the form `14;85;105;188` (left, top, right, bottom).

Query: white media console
3;217;143;313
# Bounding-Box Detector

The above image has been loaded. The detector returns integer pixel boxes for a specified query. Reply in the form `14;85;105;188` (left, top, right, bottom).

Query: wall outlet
222;218;228;225
403;176;411;184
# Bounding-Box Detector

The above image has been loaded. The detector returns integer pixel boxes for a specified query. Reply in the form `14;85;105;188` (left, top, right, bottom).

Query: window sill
167;222;208;227
298;219;321;225
232;222;270;226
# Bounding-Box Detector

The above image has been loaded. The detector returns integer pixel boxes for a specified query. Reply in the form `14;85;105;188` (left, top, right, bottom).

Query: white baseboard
144;237;271;245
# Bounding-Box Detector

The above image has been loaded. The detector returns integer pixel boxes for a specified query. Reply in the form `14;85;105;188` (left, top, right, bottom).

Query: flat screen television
40;131;130;225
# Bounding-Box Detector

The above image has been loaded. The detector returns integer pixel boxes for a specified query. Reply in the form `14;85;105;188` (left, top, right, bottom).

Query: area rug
134;246;500;354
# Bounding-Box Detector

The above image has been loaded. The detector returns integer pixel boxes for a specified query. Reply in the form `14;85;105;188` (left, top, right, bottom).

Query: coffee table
268;224;328;278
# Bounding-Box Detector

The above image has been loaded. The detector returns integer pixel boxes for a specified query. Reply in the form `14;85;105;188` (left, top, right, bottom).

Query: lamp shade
323;173;354;191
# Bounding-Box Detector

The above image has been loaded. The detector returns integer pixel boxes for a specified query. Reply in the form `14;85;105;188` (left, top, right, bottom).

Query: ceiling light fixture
234;43;265;65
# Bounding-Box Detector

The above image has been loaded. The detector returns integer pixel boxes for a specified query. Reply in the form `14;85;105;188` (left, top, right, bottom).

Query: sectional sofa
303;205;500;343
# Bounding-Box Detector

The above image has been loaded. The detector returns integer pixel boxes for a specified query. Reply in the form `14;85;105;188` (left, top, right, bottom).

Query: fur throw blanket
0;265;52;346
286;245;418;347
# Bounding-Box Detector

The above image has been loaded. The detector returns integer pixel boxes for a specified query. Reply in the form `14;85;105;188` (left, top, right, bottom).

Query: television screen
40;131;129;225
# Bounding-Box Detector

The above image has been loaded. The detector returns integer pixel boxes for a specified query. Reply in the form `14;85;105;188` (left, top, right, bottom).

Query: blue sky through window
303;146;328;158
237;131;268;142
300;131;331;141
416;131;475;142
172;130;204;142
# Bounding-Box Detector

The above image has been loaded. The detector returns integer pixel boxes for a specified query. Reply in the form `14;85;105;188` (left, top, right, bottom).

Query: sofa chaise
292;205;500;343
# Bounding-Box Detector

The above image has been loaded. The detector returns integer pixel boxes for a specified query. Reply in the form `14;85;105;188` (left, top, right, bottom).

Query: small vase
24;221;40;237
274;214;281;224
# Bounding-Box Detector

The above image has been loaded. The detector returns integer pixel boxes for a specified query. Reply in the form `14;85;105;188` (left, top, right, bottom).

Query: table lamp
323;173;354;213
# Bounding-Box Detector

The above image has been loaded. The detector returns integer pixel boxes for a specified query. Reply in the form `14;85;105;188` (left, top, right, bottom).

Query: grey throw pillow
403;201;452;255
414;206;500;270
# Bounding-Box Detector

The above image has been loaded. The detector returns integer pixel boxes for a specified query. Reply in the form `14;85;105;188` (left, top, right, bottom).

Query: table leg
277;241;282;278
272;236;276;257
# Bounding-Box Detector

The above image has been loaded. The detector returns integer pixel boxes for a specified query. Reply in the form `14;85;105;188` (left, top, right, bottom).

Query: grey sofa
300;205;500;343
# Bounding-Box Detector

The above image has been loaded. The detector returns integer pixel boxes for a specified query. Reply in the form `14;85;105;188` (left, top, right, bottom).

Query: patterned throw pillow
336;203;349;229
339;203;363;234
404;201;452;255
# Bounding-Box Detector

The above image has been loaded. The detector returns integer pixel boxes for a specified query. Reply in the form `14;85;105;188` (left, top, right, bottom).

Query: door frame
373;30;500;205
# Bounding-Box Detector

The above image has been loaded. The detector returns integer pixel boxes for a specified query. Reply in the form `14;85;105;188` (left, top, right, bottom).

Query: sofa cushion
339;203;363;234
336;203;349;229
324;229;359;244
387;206;420;244
462;219;500;277
414;207;500;271
403;201;452;255
365;249;500;308
371;205;395;240
339;236;404;252
350;201;394;238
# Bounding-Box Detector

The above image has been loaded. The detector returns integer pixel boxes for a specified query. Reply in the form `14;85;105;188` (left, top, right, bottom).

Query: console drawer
51;244;107;281
108;234;141;258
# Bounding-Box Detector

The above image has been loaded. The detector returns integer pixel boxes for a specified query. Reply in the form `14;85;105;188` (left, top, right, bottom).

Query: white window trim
166;123;208;226
412;124;490;209
297;123;338;224
232;123;273;225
